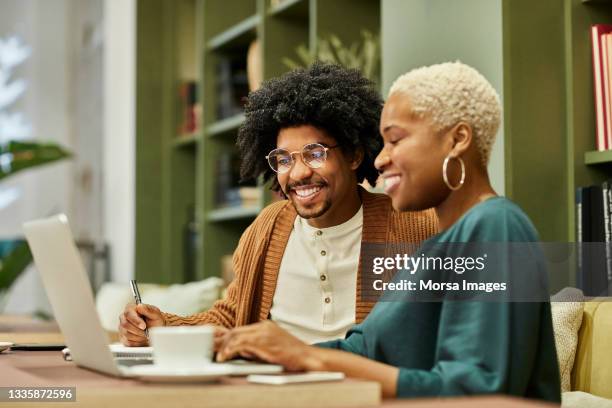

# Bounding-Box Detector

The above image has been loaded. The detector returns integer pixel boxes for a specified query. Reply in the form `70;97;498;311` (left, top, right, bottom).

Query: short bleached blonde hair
389;61;501;166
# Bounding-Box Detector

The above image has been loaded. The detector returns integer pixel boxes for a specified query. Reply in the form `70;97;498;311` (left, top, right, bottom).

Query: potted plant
282;30;380;86
0;141;70;310
0;36;71;310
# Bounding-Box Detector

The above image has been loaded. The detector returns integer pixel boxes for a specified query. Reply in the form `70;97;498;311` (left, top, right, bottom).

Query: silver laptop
23;214;282;377
23;214;139;377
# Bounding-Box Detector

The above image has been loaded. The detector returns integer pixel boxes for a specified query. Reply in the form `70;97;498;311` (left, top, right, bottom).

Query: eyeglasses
266;143;339;174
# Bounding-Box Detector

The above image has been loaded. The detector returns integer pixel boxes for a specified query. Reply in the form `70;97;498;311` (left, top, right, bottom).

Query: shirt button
316;230;323;236
320;275;327;281
320;250;326;256
324;297;331;304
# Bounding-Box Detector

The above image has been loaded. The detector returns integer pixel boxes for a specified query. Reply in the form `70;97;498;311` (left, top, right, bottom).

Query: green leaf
0;241;32;290
281;57;301;71
296;45;314;66
0;141;71;181
282;30;381;85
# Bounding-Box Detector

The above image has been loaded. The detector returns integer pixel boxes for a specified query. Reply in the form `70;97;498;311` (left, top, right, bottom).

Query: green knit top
318;197;561;402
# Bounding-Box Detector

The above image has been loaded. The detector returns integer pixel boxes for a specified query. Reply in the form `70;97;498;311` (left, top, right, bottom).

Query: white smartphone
246;371;345;385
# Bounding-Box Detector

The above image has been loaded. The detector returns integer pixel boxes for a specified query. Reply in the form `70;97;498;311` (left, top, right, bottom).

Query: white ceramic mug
149;325;214;369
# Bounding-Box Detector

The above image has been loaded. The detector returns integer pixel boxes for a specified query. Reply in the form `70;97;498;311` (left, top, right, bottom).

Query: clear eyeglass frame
265;143;338;174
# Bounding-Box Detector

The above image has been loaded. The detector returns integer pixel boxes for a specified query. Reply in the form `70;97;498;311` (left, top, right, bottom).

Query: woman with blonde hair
216;62;561;402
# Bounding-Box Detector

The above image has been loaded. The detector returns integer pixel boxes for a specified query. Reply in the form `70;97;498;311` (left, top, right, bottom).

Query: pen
129;279;148;338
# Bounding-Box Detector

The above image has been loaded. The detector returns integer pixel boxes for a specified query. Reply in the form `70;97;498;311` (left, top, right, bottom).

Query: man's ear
449;122;472;157
350;147;364;170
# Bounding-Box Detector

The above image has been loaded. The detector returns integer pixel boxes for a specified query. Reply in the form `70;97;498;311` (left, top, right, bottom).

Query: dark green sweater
318;197;561;402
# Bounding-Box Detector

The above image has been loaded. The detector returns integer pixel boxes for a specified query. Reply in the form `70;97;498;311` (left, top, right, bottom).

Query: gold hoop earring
442;155;465;191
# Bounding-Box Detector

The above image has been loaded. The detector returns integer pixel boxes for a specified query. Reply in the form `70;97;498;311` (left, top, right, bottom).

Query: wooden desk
0;350;559;408
0;350;381;407
0;314;63;344
0;314;117;344
0;316;558;408
376;396;557;408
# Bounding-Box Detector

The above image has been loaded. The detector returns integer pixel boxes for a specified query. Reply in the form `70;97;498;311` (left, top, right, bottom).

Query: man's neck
306;186;362;229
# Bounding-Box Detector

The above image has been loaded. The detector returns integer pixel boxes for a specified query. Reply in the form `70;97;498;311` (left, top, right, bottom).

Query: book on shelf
215;151;259;208
270;0;288;8
177;81;201;137
215;151;239;207
575;182;611;296
183;205;198;282
215;53;249;121
590;24;612;151
605;34;612;150
603;181;612;285
238;186;262;207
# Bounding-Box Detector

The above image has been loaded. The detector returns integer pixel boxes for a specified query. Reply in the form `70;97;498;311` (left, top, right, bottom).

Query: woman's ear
450;122;472;157
350;147;364;170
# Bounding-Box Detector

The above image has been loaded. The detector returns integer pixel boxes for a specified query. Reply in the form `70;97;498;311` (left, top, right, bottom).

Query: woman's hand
216;321;321;372
217;321;399;398
213;326;229;352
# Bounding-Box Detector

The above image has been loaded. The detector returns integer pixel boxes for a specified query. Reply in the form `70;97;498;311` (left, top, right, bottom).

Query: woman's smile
382;174;401;195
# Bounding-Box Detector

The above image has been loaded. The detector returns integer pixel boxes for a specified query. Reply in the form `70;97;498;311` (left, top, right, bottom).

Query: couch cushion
551;288;585;393
142;278;223;317
562;391;612;408
95;278;223;332
572;299;612;399
95;282;149;331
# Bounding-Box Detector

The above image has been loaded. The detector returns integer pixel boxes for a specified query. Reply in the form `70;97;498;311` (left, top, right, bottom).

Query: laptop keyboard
116;358;154;367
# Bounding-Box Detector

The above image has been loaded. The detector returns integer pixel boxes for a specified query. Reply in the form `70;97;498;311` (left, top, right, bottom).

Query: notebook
247;372;345;385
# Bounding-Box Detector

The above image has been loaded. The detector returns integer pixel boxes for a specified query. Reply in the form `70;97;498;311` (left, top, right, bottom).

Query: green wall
381;0;505;194
502;0;567;244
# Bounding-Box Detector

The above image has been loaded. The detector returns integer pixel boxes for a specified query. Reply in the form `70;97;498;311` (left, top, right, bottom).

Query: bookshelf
502;0;612;290
136;0;380;283
206;15;261;51
268;0;309;18
206;114;245;138
585;149;612;165
172;135;199;149
564;0;612;239
494;0;612;242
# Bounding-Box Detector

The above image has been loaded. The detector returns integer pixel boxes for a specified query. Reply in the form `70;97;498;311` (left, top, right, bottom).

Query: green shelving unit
495;0;612;290
172;135;200;149
585;149;612;165
268;0;309;18
497;0;612;242
563;0;612;240
502;0;612;290
199;0;380;279
136;0;380;282
206;114;245;138
206;15;261;51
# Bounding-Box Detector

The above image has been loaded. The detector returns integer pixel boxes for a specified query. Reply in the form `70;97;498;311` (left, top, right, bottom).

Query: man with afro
119;63;437;346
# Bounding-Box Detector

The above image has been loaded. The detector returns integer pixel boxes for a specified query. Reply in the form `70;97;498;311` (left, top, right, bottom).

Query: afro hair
237;62;383;192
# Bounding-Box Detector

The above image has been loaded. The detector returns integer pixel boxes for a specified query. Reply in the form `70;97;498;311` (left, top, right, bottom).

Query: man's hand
118;303;165;346
216;321;321;371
